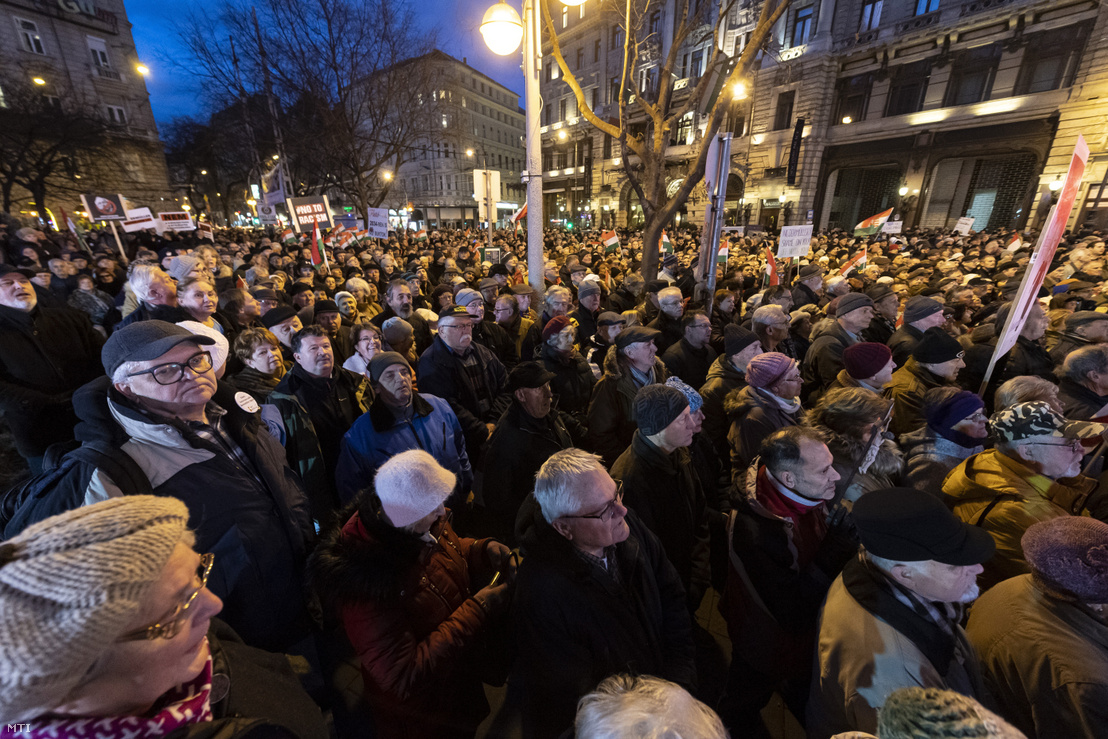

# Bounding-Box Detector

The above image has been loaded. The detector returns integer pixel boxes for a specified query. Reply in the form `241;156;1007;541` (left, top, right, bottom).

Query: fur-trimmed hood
309;504;433;607
809;422;904;479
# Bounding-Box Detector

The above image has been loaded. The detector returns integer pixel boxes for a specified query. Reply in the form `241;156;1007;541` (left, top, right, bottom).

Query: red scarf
17;655;214;739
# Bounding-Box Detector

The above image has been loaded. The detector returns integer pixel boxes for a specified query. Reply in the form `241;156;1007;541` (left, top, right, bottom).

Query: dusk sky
127;0;527;126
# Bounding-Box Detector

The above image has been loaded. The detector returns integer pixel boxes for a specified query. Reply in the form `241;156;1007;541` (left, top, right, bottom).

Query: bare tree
542;0;790;278
0;79;116;216
174;0;453;217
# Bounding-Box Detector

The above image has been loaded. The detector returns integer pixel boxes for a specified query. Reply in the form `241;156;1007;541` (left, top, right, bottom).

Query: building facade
538;0;1108;235
0;0;174;220
385;50;526;230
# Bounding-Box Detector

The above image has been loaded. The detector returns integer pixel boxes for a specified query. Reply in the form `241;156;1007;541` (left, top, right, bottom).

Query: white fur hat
177;321;230;373
375;450;455;528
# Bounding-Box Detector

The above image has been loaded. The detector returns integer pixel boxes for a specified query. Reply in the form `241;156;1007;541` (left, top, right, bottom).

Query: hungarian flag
602;230;620;253
853;208;894;237
1006;233;1023;252
660;231;673;254
414;229;428;243
331;223;346;237
511;202;527;232
280;229;296;245
717;239;729;265
839;247;868;276
310;223;329;272
337;231;355;249
764;246;779;286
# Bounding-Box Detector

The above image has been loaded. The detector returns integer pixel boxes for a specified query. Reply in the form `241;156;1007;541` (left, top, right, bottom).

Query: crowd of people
1;211;1108;739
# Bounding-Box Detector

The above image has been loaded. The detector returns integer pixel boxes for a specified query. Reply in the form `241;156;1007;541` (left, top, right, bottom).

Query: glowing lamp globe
481;2;523;56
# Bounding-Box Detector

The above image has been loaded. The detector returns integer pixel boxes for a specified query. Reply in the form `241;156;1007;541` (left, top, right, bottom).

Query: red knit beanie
843;342;892;379
745;352;795;389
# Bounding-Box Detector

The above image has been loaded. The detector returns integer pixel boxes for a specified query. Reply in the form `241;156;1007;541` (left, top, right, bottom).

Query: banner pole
108;220;126;262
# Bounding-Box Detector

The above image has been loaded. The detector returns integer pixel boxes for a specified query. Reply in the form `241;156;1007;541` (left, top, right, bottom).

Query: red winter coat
311;508;498;738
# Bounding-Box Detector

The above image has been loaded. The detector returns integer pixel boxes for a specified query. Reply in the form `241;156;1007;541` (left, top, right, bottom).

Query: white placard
953;216;975;235
366;207;389;239
158;211;196;231
722;226;745;235
777;224;814;259
121;207;157;233
258;203;279;225
881;220;902;234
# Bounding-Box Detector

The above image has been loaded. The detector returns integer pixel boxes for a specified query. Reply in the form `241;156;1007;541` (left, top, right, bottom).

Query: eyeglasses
1027;439;1084;452
966;412;987;422
357;335;381;346
119;553;214;641
440;322;473;333
127;351;213;385
563;483;625;522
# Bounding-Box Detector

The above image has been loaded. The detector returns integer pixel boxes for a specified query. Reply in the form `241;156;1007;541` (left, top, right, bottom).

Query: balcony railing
93;66;122;82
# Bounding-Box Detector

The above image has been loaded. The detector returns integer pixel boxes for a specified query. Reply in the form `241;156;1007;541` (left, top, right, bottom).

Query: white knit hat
177;320;230;373
374;449;455;528
0;496;190;723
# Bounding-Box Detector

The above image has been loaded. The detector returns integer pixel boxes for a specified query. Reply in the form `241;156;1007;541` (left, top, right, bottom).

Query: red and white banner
980;135;1089;392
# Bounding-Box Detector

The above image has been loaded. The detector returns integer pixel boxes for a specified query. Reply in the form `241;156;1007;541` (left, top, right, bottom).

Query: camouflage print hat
988;401;1090;443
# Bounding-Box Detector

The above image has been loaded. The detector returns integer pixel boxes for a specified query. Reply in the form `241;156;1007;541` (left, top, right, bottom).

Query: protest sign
777;224;814;259
80;193;126;221
287;196;333;232
121;208;156;233
881;220;902;234
158;211;195;231
953;216;975;234
197;222;214;241
366;208;389;239
257;203;279;226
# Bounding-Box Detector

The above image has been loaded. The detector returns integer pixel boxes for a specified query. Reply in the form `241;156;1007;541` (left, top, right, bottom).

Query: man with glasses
944;401;1098;592
661;310;718;389
5;321;315;652
510;448;696;738
647;286;686;353
417;305;508;464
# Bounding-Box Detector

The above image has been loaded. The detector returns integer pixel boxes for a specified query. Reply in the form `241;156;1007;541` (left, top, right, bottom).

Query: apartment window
648;12;661;36
105;105;127;124
833;74;872;123
562;6;568;28
1014;26;1089;95
690;49;704;79
594;38;601;63
773;90;795;130
859;0;882;30
17;18;46;55
87;36;110;68
791;6;813;47
579;1;586;18
944;43;1001;106
603;133;612;159
638;67;658;97
576;47;584;69
915;0;939;14
544;106;551;125
674;113;695;145
559;98;567;120
609;25;623;50
885;59;930;116
609;75;621;104
589;87;599;111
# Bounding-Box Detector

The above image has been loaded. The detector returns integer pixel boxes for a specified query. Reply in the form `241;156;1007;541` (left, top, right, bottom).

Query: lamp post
480;0;546;295
466;147;496;258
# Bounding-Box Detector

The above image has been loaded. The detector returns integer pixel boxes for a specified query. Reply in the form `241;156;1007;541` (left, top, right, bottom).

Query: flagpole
108;220;126;262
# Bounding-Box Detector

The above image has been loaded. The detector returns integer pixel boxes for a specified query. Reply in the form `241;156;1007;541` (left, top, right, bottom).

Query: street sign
366;208;389;239
777;225;814;259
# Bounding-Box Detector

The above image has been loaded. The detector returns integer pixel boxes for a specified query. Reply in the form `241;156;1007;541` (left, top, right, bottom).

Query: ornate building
0;0;174;219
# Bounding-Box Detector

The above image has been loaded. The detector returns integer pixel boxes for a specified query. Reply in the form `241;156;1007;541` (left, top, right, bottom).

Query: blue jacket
335;392;472;506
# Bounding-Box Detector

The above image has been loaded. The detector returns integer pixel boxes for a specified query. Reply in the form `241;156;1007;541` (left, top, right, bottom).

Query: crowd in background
2;210;1108;739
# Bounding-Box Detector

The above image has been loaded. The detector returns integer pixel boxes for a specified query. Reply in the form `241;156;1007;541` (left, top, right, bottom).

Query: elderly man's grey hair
994;376;1060;413
533;448;606;523
544;285;572;309
127;263;166;303
574;674;729;739
751;304;788;327
1062;344;1108;386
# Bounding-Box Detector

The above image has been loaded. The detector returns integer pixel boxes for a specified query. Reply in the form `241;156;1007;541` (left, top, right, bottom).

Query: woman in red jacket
310;449;514;738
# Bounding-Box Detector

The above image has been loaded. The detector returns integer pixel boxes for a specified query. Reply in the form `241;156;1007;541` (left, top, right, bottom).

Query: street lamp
201;169;208;175
136;64;149;76
733;82;747;100
1049;176;1063;192
32;77;46;86
898;186;909;197
480;0;548;295
465;148;475;157
383;171;393;181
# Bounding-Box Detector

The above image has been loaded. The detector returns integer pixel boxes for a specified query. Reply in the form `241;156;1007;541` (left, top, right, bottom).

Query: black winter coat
647;310;685;353
802;322;858;404
417;336;509;458
371;305;434;356
611;431;711;608
586;348;669;467
480;401;584;544
541;343;597;420
1058;376;1108;421
888;325;924;369
509;501;696;738
661;338;717;389
0;303;103;456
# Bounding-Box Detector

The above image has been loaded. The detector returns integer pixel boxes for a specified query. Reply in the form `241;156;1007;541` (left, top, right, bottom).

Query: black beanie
634;384;689;436
913;327;964;364
724;325;759;356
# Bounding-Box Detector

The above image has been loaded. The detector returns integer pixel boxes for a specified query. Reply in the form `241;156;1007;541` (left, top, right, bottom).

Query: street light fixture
558;130;567;141
272;154;280;161
480;2;523;56
466;148;475;157
136;64;149;76
1049;176;1063;192
898;186;909;197
733;82;747;100
32;77;46;86
383;171;393;181
841;116;853;124
201;169;208;175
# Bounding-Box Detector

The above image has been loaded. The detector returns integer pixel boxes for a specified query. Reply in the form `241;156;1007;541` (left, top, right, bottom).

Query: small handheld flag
602;230;620;254
853;208;894;237
839;247;868;276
